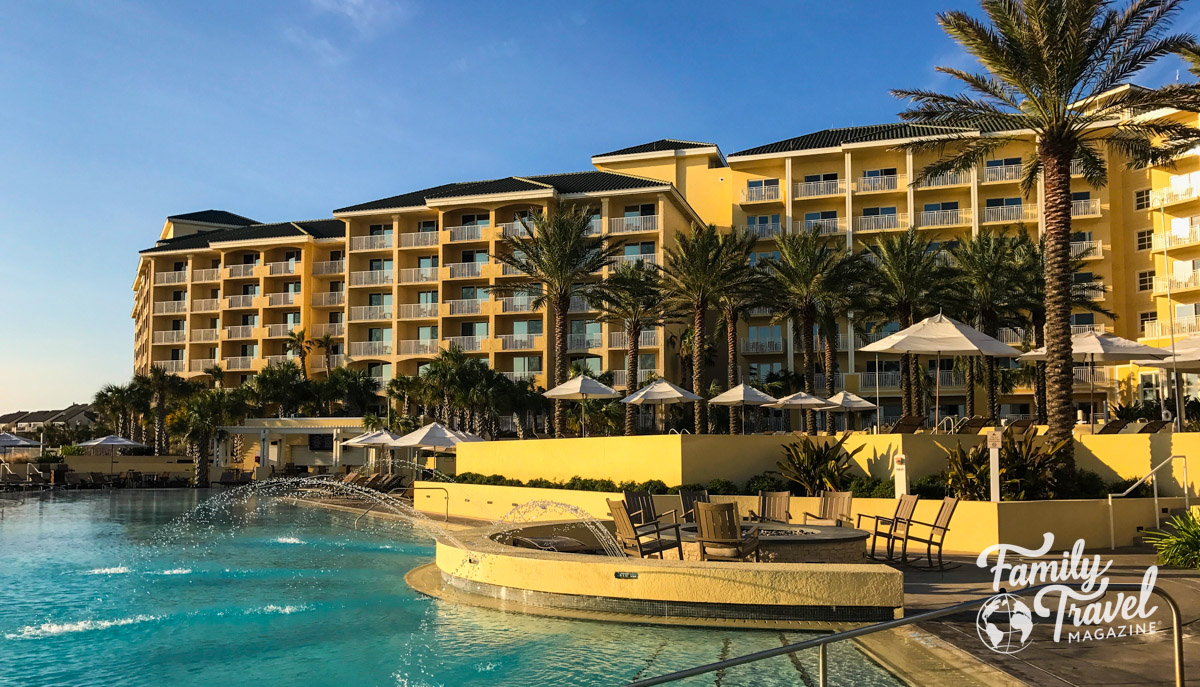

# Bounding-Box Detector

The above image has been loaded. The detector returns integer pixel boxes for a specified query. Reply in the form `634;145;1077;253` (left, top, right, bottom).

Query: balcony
266;292;297;306
398;303;438;319
445;336;483;352
854;213;908;232
740;223;781;239
192;298;220;312
982;164;1022;183
226;295;255;309
189;359;216;372
1152;184;1200;207
812;373;844;391
313;260;345;275
153;330;186;344
611;369;657;387
499;219;532;238
609;215;659;234
1073;367;1111;385
500;263;525;276
740;338;784;354
855;331;892;347
192;268;220;282
502;371;541;383
500;296;537;313
265;323;295;338
747;306;775;317
349;235;393;251
796;217;845;235
154;270;188;285
794;179;845;198
398;231;439;248
264;355;296;366
224;325;254;339
192;328;219;342
1144;316;1200;339
931;370;966;387
1070;159;1084;176
310;323;344;337
349;305;392;321
153;301;187;314
447;224;485;242
1070;240;1103;259
226;264;257;278
609;330;659;348
1071;324;1109;335
156;360;185;373
612;253;660;268
350;270;392;286
1151;219;1200;249
446;262;484;279
916;208;971;227
998;327;1026;344
312;291;345;307
742;185;781;203
350;341;392;357
567;333;602;350
982;205;1038;223
399;267;439;283
225;356;254;370
446;298;487;315
1071;198;1102;218
860;371;902;389
855;174;906;193
567;295;595;313
917;170;971;188
499;334;537;350
266;261;296;276
399;339;438;356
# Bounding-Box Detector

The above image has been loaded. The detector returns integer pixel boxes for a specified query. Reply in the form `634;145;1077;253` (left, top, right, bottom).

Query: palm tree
661;223;744;433
245;361;309;417
172;388;250;486
386;375;419;417
713;229;765;434
491;205;621;437
864;228;955;418
893;0;1200;457
313;334;338;378
128;374;153;445
285;329;314;380
590;262;676;435
332;367;381;416
203;364;225;389
93;383;131;438
144;365;191;455
424;346;470;426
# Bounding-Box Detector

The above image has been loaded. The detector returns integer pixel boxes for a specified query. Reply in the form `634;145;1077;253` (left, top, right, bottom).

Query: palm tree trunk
801;310;816;435
985;356;997;423
554;294;570;438
1033;314;1048;424
693;306;707;434
965;359;976;417
626;322;640;436
155;394;167;456
823;334;836;432
725;305;740;435
1040;144;1076;467
195;433;211;488
298;352;308;380
514;413;526;440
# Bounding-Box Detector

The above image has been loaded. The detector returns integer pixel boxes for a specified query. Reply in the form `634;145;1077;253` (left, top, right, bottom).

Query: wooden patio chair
607;498;682;559
695;501;760;562
899;497;960;570
678;489;710;523
1137;419;1172;434
623;490;678;526
955;417;991;435
1095;419;1129;435
802;491;853;527
748;491;791;524
857;494;919;560
888;416;925;434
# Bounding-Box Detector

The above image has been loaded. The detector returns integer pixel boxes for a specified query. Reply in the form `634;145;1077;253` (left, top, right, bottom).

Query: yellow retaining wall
63;455;194;478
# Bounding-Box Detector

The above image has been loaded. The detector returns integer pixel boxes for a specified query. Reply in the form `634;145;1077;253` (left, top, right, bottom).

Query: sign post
987;430;1002;502
893;453;908;496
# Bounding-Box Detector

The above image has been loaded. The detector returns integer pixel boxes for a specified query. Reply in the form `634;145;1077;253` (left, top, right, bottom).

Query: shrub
34;454;61;464
941;441;993;501
525;478;557;489
1003;434;1071;500
667;483;705;494
1070;470;1109;499
1108;477;1153;498
847;475;894;499
776;433;863;496
744;472;790;494
1144;511;1200;569
911;473;948;500
636;479;669;495
60;445;85;457
704;478;740;495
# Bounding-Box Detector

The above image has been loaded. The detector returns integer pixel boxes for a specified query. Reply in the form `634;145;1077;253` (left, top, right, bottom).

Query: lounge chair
90;473;112;488
607;498;682;559
898;496;960;570
857;494;919;561
802;490;853;527
888;416;925;434
1137;419;1173;434
361;473;383;490
955;417;991;435
678;489;710;523
748;490;791;524
623;490;678;526
64;472;83;489
1006;419;1035;436
695;501;760;562
1095;419;1129;435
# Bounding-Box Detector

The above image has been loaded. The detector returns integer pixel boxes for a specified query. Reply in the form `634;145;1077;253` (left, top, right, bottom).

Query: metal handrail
1108;454;1191;549
627;583;1185;687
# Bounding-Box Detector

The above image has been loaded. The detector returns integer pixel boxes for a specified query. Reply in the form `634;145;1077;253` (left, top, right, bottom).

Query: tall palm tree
172;388;251;487
491;205;621;437
590;262;676;435
203;364;225;389
712;229;766;434
386;375;419;417
285;329;314;380
128;374;153;445
313;334;338;378
93;383;131;438
332;367;381;417
864;228;956;418
661;223;742;434
893;0;1200;457
144;365;191;455
424;346;470;425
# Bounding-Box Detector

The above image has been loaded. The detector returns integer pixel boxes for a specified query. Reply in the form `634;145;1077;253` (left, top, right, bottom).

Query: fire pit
677;522;869;563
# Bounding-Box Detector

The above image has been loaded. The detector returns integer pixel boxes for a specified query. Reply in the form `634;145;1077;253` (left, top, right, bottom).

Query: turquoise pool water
0;491;903;686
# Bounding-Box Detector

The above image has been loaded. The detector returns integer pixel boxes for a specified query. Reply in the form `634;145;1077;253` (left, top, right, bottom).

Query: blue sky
1;0;1196;410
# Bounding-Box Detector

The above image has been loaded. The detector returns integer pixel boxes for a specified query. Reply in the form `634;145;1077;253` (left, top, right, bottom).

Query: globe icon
976;593;1035;654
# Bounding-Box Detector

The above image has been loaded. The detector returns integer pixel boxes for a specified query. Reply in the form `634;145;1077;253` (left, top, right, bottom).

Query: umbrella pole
935;351;941;432
875;354;881;432
741;404;746;435
582;398;587;439
1090;353;1096;434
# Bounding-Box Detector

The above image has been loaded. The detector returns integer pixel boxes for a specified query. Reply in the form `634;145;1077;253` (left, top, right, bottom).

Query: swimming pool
0;491;903;686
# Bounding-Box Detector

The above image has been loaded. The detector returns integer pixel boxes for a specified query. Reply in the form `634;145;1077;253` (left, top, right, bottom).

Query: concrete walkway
902;548;1200;686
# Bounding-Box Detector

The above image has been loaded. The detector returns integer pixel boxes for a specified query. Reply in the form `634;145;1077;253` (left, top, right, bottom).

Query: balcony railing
740;338;784;354
157;360;185;373
266;261;296;275
225;356;254;370
447;262;484;279
398;231;439;248
312;291;345;307
153;301;188;314
1070;240;1103;259
445;336;482;352
399;339;438;356
224;325;254;339
499;219;531;237
500;296;536;313
742;185;781;202
609;330;659;348
349;235;392;251
999;327;1026;344
1152;184;1200;207
931;370;966;387
1070;324;1108;335
311;323;344;337
567;333;602;349
747;306;774;317
1144;316;1200;338
609;215;659;234
610;369;657;387
983;164;1022;183
916;208;970;227
154;270;188;285
812;373;843;391
226;264;256;278
860;371;902;389
1070;159;1084;176
447;298;487;315
153;329;186;344
349;305;392;321
1150;218;1200;249
189;359;216;372
398;303;438;319
502;371;540;383
350;270;392;286
447;224;485;242
1073;367;1111;384
350;341;392;357
312;260;345;275
499;334;537;350
854;213;907;232
226;294;254;309
587;217;602;235
567;295;594;313
741;223;782;239
399;266;439;283
1071;198;1102;217
917;170;971;188
267;292;297;306
192;268;220;282
797;217;845;235
794;179;845;197
982;205;1038;223
855;174;906;193
613;253;659;268
265;323;295;338
264;355;295;366
192;328;218;342
855;331;893;348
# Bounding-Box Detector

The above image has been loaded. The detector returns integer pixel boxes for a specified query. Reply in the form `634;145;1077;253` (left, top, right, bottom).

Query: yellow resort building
132;94;1200;424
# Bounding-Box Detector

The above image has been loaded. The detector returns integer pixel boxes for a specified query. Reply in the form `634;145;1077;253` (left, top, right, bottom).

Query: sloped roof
167;210;258;226
594;139;717;158
730;119;1018;157
140;219;345;253
0;411;30;424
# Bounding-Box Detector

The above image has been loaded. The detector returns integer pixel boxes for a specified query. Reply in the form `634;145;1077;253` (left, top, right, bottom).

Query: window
460;213;489;227
1071;191;1091;201
863;167;897;178
985;197;1023;207
285;311;301;326
460;321;488;337
1136;229;1153;251
330;281;344;293
329;250;344;261
746;214;780;228
924;201;959;212
745;179;779;190
417;325;437;340
1137;270;1155;291
748;362;782;380
1071;312;1095;326
460;250;487;263
570;355;602;374
986;157;1022;167
749;251;780;266
417;219;438;232
369;258;392;271
1139;312;1157;332
461;285;481;299
1135;189;1152;211
418;290;437;304
417;255;438;268
367;327;391;342
513;356;542;373
748;325;781;342
624;204;656;217
368;223;392;236
804;172;838;182
862;206;897;216
623;241;656;257
328;311;343;324
512;320;543;336
367;292;391;306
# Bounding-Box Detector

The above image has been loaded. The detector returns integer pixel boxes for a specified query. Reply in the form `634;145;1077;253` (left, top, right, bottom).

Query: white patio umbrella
0;432;40;449
765;391;834;434
390;422;483;450
621;380;702;433
860;313;1020;430
1020;332;1170;429
341;430;405;472
78;435;147;475
824;392;877;431
543;375;620;438
708;384;778;434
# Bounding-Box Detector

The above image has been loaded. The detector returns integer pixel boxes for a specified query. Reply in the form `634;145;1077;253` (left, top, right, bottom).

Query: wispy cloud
282;27;345;65
308;0;409;37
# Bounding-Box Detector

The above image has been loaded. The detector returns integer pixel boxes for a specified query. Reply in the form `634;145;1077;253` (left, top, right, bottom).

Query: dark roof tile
730;119;1019;157
167;210;258;226
525;171;666;194
594;139;716;158
332;183;471;213
141;219;343;253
